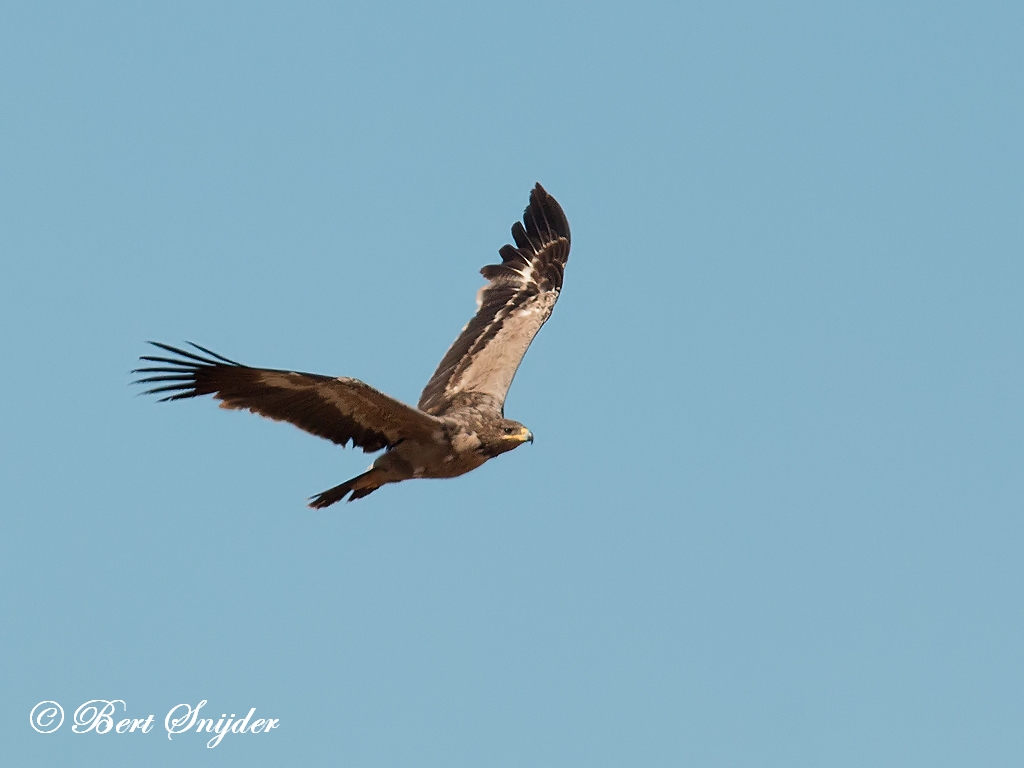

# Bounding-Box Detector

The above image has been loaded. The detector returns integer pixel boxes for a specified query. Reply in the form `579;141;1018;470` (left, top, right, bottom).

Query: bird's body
312;403;531;507
135;184;569;507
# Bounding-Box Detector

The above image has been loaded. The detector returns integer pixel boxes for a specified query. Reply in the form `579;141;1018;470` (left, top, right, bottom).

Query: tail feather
308;469;384;508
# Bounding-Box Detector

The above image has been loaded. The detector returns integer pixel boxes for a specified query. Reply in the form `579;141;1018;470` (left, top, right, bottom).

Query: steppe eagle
134;184;570;507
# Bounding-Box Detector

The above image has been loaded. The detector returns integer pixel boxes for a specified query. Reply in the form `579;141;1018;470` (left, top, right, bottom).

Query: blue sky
2;1;1022;765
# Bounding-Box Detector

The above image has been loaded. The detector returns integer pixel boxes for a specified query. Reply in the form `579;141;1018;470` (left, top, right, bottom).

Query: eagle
134;184;570;507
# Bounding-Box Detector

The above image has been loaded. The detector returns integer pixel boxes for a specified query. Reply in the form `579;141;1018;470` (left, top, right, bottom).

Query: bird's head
489;419;534;454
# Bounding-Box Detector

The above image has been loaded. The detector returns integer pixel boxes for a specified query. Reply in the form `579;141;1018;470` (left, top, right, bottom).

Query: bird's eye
504;426;516;434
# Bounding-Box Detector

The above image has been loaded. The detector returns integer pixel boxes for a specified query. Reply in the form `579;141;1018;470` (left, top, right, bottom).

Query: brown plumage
134;184;570;507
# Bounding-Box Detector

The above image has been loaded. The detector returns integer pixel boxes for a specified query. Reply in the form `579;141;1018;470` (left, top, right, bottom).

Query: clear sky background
2;1;1022;765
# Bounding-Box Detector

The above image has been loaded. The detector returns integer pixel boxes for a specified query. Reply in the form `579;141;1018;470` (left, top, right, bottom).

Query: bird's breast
450;429;482;454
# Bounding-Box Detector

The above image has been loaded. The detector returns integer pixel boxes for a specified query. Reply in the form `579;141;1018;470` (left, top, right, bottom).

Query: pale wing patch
447;291;558;404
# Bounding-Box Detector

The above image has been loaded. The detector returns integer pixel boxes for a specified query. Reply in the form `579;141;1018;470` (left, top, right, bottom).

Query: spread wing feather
134;342;444;452
418;183;570;415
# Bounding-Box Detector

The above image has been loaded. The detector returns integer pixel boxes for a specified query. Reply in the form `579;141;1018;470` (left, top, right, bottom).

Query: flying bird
134;184;570;507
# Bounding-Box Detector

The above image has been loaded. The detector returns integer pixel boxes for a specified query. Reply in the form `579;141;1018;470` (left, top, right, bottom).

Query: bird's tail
308;469;385;508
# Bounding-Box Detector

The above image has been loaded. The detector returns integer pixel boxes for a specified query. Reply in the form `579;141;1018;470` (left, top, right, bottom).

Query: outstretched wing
418;183;570;415
134;342;445;452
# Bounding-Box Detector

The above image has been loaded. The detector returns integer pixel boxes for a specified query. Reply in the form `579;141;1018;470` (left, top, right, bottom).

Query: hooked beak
524;429;534;444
